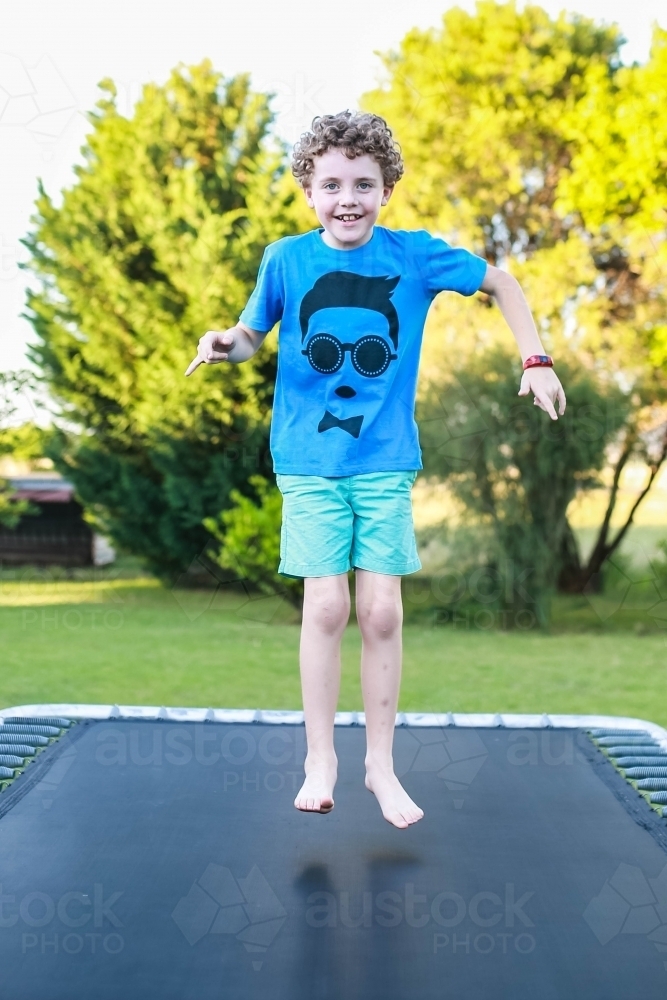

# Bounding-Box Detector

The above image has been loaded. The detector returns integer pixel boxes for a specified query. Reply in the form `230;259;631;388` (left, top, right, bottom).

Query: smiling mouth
335;214;362;222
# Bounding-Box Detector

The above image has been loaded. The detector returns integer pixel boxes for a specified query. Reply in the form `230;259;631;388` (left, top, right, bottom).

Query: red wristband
523;354;553;370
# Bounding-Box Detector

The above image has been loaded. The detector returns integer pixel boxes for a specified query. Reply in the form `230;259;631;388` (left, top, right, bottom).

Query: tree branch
581;432;635;580
602;430;667;562
579;424;667;587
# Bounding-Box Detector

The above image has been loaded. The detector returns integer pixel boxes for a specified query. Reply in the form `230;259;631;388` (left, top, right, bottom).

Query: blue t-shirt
239;226;487;476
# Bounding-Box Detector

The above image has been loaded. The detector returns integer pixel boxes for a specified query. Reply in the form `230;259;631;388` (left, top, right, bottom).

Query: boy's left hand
518;367;566;420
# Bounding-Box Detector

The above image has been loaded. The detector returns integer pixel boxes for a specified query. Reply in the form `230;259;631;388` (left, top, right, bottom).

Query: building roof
6;476;75;504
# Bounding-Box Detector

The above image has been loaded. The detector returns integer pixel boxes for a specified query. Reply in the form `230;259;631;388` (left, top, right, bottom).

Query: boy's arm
185;322;267;376
480;265;566;420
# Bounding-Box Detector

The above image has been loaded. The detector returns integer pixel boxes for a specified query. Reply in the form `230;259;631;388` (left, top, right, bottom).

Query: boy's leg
295;573;350;813
356;569;424;829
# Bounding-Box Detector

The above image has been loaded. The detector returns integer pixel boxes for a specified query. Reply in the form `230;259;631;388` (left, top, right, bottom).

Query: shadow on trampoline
1;712;667;999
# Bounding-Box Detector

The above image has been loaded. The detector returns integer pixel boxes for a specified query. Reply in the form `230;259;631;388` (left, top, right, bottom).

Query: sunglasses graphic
302;333;397;378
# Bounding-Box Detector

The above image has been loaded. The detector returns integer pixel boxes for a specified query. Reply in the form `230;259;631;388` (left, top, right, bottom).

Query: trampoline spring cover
0;723;62;737
615;756;667;767
2;716;72;728
0;733;50;745
596;736;660;747
604;745;666;755
0;744;37;755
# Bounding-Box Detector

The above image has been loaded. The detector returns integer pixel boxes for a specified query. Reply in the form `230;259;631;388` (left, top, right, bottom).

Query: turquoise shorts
275;471;422;578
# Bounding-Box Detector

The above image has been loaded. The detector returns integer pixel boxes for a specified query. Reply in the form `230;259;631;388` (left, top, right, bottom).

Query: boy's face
304;150;393;250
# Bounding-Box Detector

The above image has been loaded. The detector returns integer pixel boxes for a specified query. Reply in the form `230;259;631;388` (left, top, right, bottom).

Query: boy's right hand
185;330;235;376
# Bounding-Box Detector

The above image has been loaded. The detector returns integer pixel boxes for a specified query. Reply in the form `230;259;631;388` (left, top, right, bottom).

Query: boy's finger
184;356;203;377
535;392;558;420
557;386;567;415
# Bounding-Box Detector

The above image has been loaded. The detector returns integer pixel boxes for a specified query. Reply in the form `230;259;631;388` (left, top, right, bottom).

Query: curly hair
291;110;404;188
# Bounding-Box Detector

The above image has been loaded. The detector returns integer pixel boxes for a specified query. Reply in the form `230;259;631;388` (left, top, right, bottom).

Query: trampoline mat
1;719;667;999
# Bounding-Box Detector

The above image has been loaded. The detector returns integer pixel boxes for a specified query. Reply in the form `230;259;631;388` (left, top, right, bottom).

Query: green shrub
204;476;303;608
418;349;628;626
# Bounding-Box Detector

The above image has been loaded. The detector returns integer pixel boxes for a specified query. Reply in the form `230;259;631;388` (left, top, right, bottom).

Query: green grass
1;576;666;727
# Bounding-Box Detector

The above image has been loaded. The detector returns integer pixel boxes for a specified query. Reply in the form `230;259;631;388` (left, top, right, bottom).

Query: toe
386;810;409;829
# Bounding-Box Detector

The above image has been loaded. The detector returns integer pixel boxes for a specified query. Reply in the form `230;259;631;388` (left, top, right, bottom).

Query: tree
22;62;301;578
553;26;667;588
419;351;628;625
366;0;623;257
365;1;667;598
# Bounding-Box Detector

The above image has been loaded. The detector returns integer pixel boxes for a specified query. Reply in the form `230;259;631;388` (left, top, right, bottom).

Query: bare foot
294;757;337;814
365;759;424;829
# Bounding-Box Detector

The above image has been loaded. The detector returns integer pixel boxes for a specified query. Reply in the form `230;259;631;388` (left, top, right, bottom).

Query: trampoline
1;705;667;1000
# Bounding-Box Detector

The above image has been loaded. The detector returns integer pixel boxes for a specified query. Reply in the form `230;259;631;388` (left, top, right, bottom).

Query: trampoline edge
1;703;666;745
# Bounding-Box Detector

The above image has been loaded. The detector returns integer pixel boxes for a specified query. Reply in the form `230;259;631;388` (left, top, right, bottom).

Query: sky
1;0;665;378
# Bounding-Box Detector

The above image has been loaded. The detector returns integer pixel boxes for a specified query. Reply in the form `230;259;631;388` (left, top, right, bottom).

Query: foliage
365;1;667;604
0;371;41;528
204;475;303;607
655;540;667;593
0;371;45;456
418;349;628;625
22;62;301;578
366;0;623;258
0;490;34;530
0;421;50;463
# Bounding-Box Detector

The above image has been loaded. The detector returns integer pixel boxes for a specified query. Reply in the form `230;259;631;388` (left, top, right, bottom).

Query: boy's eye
358;182;371;190
324;183;338;190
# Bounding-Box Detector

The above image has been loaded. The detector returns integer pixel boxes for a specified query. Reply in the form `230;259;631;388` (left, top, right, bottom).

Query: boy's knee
357;599;402;641
304;580;350;635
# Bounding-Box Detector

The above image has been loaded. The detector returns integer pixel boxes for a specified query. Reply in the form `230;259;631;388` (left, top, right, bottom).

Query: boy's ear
381;185;394;207
303;183;315;209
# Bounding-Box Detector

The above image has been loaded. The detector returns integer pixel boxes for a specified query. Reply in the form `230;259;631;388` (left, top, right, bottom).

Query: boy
186;111;566;829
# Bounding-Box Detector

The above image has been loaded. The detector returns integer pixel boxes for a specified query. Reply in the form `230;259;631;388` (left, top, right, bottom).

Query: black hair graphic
299;272;400;348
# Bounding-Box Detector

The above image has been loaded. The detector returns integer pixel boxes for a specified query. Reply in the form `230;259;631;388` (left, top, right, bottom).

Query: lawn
1;572;666;727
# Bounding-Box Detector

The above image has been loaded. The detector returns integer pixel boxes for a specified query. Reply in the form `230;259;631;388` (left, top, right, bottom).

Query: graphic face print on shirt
298;271;401;438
